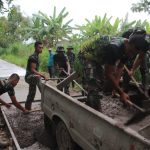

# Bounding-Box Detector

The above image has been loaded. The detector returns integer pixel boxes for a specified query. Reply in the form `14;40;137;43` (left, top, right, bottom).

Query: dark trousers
25;75;41;108
48;66;54;78
58;72;70;95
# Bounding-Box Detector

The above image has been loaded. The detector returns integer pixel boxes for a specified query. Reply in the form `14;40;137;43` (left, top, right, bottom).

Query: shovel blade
124;111;147;126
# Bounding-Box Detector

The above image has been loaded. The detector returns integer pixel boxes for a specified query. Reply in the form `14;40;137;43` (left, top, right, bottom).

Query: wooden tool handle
29;109;41;113
124;65;140;88
126;100;145;112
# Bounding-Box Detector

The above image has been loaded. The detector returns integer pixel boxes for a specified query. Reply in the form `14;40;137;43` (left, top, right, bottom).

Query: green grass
0;54;28;68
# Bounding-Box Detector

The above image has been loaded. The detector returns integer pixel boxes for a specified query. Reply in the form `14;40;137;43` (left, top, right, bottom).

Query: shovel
124;65;150;125
124;108;150;125
124;65;150;109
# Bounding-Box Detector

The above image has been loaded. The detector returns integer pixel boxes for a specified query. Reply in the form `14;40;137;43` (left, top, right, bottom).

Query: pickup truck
41;81;150;150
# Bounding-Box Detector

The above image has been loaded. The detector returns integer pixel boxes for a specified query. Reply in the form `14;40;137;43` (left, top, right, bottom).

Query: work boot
0;139;9;148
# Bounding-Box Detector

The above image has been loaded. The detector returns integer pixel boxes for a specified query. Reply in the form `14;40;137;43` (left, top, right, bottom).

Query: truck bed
42;80;150;149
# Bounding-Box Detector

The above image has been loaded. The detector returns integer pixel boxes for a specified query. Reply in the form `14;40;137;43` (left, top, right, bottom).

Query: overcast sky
14;0;149;26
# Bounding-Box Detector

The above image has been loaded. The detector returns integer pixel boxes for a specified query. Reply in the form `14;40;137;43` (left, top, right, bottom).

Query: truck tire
44;114;53;133
56;121;76;150
44;114;57;149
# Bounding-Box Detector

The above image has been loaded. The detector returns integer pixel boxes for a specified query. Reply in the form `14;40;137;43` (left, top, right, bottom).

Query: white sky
14;0;149;26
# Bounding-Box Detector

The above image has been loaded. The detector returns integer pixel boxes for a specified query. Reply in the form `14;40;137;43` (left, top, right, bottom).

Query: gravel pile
101;95;135;120
2;102;50;149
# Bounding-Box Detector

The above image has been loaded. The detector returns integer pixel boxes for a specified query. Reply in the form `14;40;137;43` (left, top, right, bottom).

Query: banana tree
25;7;73;48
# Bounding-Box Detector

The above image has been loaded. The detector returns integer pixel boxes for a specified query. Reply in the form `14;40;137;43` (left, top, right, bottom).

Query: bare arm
105;64;130;102
10;95;26;112
31;62;46;79
0;97;11;108
105;64;123;94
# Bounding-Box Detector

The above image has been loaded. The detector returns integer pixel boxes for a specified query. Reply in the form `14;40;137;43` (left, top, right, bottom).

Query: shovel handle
124;65;147;97
127;100;145;112
29;109;41;113
73;80;88;95
114;93;145;112
124;65;140;88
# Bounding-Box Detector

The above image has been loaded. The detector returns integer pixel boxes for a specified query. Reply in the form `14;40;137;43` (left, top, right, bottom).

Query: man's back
0;79;15;96
25;53;39;77
54;53;68;71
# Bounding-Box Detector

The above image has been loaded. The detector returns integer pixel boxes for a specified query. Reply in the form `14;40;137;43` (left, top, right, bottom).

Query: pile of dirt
101;95;135;119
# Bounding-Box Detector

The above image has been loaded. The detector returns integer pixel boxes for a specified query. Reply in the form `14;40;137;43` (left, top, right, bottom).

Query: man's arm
10;95;27;112
105;64;130;102
0;97;11;108
105;64;122;93
31;62;47;79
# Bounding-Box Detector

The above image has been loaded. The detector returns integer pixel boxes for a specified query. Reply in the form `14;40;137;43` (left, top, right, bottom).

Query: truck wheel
56;121;76;150
44;114;57;149
44;114;53;133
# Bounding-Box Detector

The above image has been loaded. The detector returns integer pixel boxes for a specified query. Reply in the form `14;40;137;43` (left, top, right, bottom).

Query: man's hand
34;75;41;79
128;69;134;77
120;92;130;104
43;76;49;81
23;109;29;114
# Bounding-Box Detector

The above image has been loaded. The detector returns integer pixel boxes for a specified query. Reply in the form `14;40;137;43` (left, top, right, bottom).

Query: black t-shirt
25;52;39;77
103;38;128;65
66;52;75;67
53;53;68;72
0;80;15;96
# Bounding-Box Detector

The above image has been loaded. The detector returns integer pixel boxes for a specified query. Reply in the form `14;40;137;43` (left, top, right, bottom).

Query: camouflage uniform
66;50;75;87
81;57;103;111
54;50;70;95
0;79;15;96
122;29;149;92
25;52;41;109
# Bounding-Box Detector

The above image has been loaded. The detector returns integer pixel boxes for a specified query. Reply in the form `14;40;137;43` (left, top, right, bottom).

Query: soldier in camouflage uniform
122;28;149;92
53;46;71;95
80;34;150;110
66;46;76;88
0;73;28;113
78;51;103;111
25;41;47;110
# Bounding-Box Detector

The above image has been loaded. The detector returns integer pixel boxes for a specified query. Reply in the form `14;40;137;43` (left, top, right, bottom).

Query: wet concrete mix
2;102;50;150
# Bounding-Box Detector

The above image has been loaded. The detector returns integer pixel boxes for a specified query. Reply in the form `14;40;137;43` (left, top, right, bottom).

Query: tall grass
0;42;51;72
0;42;33;69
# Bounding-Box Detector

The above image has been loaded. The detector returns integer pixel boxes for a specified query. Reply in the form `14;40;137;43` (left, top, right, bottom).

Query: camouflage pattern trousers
25;75;42;109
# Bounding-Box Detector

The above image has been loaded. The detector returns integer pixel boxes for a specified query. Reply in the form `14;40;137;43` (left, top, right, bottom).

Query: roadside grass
0;54;28;68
